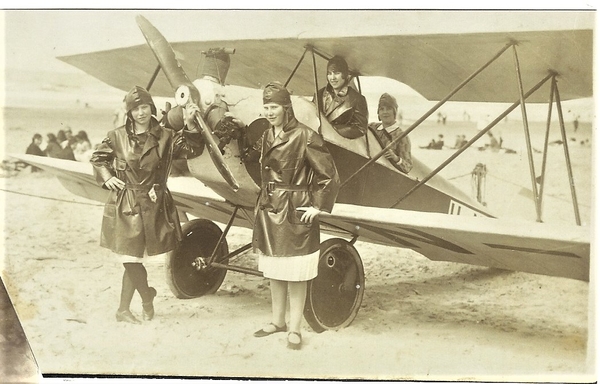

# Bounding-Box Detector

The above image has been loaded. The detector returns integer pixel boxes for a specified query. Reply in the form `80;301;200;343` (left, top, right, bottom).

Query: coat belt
265;182;309;193
125;183;163;191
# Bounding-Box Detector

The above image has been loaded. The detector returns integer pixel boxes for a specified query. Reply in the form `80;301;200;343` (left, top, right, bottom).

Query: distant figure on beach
25;133;44;172
453;135;462;149
26;134;44;157
573;116;579;132
487;132;501;152
59;138;77;161
73;130;93;162
478;132;508;153
452;135;468;149
421;134;444;150
57;130;67;147
59;127;74;149
45;133;63;158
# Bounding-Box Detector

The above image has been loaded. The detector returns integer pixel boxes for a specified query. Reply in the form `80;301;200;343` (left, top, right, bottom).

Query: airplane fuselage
186;89;492;220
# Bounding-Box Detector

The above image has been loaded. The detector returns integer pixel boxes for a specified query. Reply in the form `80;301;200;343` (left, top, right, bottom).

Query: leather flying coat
317;84;369;139
90;118;202;257
253;117;340;257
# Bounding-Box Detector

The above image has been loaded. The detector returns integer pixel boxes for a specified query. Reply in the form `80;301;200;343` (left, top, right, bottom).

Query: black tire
304;238;365;332
165;219;228;299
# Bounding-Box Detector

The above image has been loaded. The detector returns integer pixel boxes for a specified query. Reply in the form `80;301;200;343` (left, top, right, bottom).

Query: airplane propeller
136;15;240;192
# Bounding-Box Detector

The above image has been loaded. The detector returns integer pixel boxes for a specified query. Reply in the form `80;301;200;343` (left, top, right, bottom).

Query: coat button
259;205;265;210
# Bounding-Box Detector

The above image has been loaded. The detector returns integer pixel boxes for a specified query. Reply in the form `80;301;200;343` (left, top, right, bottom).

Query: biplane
13;12;592;333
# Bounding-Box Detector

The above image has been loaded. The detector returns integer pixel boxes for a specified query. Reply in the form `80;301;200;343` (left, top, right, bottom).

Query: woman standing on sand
250;82;340;349
90;86;202;324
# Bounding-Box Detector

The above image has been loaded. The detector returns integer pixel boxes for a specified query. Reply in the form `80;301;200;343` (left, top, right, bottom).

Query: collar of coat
125;117;162;139
264;116;300;155
125;117;167;160
326;83;349;97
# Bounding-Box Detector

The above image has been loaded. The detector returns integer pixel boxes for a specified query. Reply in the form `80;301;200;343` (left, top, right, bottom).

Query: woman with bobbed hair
90;86;203;324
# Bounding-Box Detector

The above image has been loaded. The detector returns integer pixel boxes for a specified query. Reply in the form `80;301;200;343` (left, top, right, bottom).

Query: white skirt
113;250;166;265
258;250;320;281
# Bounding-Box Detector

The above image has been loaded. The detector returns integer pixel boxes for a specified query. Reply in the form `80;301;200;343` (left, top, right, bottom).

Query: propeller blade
136;15;239;192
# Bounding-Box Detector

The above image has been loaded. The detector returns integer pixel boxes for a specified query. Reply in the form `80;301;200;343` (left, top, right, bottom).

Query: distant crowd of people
25;127;94;165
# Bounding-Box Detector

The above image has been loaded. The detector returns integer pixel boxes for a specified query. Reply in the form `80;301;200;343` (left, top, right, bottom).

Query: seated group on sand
26;127;94;163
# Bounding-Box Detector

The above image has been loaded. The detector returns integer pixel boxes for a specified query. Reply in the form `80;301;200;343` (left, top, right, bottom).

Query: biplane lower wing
11;154;590;282
9;154;253;229
321;204;590;281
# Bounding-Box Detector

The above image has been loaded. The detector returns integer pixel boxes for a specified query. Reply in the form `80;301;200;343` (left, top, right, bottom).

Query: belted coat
253;116;340;257
90;117;202;257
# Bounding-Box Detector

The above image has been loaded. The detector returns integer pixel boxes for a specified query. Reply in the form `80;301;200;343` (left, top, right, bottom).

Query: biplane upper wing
58;13;592;103
321;204;590;281
11;154;590;282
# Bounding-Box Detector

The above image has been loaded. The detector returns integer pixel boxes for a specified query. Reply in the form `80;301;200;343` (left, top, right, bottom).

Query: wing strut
146;64;161;92
202;204;263;277
284;47;308;87
553;79;582;225
340;42;514;189
310;47;323;136
391;72;554;208
512;45;541;222
538;77;556;217
519;74;582;226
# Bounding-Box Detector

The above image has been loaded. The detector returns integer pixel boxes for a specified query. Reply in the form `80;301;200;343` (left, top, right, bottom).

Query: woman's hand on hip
296;206;321;224
104;176;125;191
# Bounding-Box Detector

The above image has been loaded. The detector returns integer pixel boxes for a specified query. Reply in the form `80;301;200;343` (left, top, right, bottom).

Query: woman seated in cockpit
315;56;369;139
368;93;412;174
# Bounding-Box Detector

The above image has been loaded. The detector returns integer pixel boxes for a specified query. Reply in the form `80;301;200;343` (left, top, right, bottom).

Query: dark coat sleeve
89;133;116;188
336;91;369;139
305;130;340;213
171;129;204;159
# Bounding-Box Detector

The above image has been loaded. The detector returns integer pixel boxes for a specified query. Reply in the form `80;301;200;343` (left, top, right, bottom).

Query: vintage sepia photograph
0;8;595;382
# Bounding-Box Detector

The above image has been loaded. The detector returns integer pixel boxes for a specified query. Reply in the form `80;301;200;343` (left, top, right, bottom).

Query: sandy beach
0;104;594;381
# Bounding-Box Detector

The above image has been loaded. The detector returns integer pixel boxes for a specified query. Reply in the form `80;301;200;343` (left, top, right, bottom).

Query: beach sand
0;106;594;381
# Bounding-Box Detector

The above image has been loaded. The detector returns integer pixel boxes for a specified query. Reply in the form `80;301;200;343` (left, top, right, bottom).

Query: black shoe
142;287;157;321
116;310;141;324
287;332;302;350
253;323;287;337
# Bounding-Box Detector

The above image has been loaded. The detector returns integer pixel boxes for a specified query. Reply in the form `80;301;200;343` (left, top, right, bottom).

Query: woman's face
379;105;396;125
263;103;285;127
131;104;152;126
327;70;346;91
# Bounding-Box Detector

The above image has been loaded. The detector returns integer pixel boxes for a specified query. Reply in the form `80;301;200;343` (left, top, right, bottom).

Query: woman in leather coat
316;56;369;139
251;82;340;350
90;86;201;324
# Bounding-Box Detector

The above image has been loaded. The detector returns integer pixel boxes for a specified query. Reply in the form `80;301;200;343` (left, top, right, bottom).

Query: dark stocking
123;263;153;302
117;269;136;312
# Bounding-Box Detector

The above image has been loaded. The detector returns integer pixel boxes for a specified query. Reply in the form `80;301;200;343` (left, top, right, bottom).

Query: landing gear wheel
165;219;229;299
304;238;365;332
